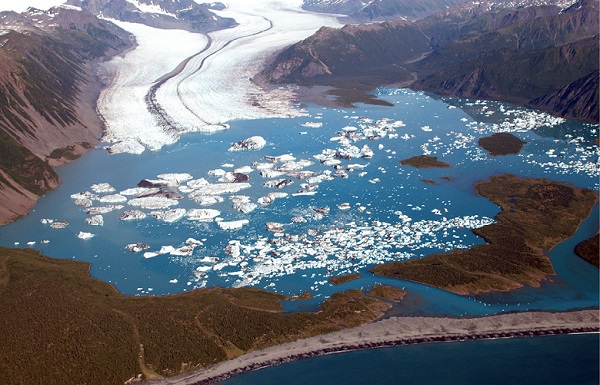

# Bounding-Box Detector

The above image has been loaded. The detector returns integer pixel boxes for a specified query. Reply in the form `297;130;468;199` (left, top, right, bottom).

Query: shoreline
151;309;599;385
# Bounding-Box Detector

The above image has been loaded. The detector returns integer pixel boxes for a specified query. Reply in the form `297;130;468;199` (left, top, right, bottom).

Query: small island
478;133;527;156
575;233;599;268
371;174;598;295
400;155;451;168
329;273;361;285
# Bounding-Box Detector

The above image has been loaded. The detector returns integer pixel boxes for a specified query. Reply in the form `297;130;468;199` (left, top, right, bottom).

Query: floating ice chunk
157;173;193;184
301;122;322;128
152;208;187;222
266;222;284;232
128;196;179;209
71;191;99;201
120;210;147;221
189;183;251;196
421;125;432;132
107;140;145;155
368;178;380;184
50;220;69;229
291;216;307;223
86;215;104;226
186;209;220;221
208;168;227;177
99;194;127;203
228;136;266;151
126;243;150;252
169;279;178;284
231;195;257;214
253;162;275;170
158;245;175;254
75;198;93;207
120;187;155;196
189;195;224;206
338;203;351;210
77;231;94;239
186;238;203;247
86;207;116;215
144;252;159;259
234;166;254;174
264;154;295;163
264;179;293;189
260;169;285;178
171;246;195;256
90;183;115;194
218;220;249;230
225;240;241;259
40;218;54;224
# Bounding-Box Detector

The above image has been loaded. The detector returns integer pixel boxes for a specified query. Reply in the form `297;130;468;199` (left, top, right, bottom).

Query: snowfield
97;0;341;154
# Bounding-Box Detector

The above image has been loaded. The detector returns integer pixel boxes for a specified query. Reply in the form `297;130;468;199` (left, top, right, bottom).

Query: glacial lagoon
0;88;597;317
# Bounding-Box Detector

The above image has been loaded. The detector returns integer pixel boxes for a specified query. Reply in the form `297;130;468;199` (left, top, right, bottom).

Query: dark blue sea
221;333;599;385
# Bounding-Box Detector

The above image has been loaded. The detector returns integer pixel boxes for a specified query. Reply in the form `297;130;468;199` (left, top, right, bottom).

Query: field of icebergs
2;87;595;301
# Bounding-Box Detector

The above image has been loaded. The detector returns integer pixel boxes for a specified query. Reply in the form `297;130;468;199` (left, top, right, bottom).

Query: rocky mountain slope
66;0;236;32
303;0;469;21
264;0;599;122
0;5;132;224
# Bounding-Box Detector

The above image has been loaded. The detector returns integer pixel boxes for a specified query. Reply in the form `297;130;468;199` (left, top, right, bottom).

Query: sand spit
151;309;599;384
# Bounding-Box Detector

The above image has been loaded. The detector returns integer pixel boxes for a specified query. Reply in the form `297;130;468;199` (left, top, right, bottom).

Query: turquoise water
220;333;599;385
0;88;597;317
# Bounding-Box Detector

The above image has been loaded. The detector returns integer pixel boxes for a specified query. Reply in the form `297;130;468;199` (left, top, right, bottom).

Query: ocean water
220;333;600;385
0;88;597;317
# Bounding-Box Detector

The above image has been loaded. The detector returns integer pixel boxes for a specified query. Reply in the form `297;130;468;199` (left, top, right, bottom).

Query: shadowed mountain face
264;0;599;123
66;0;236;32
0;6;132;224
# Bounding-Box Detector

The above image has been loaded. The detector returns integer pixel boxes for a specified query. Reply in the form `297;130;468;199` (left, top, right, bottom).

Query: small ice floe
368;178;380;184
41;240;49;244
77;232;94;240
258;192;288;206
157;173;193;185
361;145;374;158
169;279;178;284
158;245;175;254
228;136;266;151
75;198;93;207
40;218;54;224
128;196;179;210
260;169;286;178
421;125;432;132
234;166;253;174
71;191;99;201
231;195;257;214
90;183;116;194
301;122;322;128
171;246;194;256
338;203;351;210
86;207;116;215
85;215;104;226
120;187;156;196
152;208;187;222
27;241;36;246
264;154;296;163
144;252;159;259
225;240;241;259
291;216;307;223
266;222;284;232
99;194;127;204
186;178;210;189
264;179;293;189
188;183;251;196
189;195;224;206
217;219;249;230
208;168;227;177
120;210;147;221
186;209;220;222
126;243;150;253
50;220;69;229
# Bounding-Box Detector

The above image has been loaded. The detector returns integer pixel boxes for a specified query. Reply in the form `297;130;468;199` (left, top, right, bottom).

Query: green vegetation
400;155;451;168
371;175;598;295
575;233;599;268
329;273;361;285
367;285;407;302
478;133;527;156
0;248;393;384
0;131;59;196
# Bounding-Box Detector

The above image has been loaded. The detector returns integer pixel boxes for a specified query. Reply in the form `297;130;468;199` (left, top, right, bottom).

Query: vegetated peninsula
259;0;599;123
478;133;527;156
371;174;599;295
0;247;393;384
0;6;132;224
